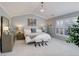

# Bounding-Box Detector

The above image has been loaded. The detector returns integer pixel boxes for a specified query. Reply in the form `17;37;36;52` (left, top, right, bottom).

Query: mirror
2;16;9;35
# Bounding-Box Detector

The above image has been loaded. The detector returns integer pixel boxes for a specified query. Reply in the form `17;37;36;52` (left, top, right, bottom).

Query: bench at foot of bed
27;41;48;47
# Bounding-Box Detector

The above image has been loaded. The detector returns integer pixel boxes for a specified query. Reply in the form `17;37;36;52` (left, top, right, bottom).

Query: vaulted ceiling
0;2;79;19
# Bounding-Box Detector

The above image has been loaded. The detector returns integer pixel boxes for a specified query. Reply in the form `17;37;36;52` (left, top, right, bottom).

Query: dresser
1;16;14;53
2;33;13;52
16;31;25;40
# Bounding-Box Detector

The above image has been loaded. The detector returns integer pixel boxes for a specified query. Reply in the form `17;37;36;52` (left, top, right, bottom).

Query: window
56;20;64;35
55;17;77;36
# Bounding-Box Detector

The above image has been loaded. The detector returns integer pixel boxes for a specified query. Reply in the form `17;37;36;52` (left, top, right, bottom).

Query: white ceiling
0;2;79;19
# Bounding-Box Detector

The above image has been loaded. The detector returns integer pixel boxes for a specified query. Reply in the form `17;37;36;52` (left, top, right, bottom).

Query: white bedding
24;28;51;43
25;32;51;43
33;33;51;42
24;28;42;36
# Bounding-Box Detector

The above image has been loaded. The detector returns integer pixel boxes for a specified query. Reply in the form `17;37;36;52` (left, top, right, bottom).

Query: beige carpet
0;38;79;56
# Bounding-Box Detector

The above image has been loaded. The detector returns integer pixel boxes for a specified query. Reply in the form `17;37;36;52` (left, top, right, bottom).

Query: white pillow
24;29;31;36
25;36;32;43
36;29;42;33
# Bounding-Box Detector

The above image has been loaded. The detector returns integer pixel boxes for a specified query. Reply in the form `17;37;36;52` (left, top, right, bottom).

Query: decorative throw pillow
31;28;36;33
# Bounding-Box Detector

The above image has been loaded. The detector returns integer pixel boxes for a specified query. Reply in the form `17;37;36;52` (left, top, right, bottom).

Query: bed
24;27;51;44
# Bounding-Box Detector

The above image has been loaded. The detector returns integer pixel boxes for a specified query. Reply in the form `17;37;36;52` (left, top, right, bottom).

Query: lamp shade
3;26;9;31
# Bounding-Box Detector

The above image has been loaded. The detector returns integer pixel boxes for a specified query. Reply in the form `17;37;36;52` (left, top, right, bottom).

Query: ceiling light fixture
40;2;44;13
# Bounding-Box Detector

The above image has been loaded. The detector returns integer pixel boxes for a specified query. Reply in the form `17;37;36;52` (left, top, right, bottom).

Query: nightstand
16;31;25;40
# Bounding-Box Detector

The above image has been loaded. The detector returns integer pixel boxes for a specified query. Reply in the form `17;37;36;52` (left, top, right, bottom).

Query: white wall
0;6;11;25
0;6;11;32
11;14;46;30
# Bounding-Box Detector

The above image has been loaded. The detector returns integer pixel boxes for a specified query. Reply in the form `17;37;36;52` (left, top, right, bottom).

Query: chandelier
40;2;44;13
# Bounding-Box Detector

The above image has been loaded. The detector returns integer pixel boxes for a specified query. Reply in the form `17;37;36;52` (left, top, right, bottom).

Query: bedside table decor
15;25;25;40
16;32;25;40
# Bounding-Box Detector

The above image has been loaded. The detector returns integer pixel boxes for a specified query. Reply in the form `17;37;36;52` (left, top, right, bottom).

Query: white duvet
33;33;51;42
25;33;51;43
